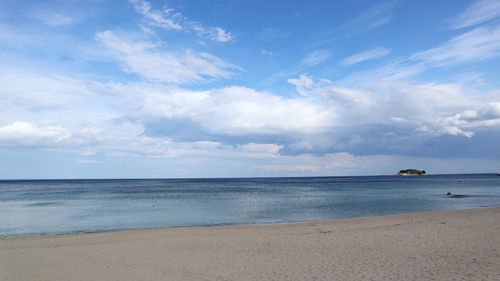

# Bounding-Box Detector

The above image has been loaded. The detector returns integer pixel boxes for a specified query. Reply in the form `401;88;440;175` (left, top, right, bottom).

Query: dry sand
1;208;500;281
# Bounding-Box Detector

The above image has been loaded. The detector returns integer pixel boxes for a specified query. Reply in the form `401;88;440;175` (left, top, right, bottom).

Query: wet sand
1;208;500;281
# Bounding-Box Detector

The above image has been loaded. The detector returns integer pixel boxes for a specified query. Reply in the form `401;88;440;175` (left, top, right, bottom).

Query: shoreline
1;206;498;239
2;207;500;280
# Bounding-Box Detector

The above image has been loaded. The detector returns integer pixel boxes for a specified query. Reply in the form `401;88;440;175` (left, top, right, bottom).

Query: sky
1;0;500;179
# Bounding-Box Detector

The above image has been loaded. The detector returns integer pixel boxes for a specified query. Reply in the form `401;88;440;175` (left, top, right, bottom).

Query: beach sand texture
1;208;500;281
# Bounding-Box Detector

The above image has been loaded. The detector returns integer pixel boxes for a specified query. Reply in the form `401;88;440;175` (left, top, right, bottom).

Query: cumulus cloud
4;1;500;178
0;71;330;158
0;120;320;171
2;9;500;172
288;75;500;143
0;73;119;131
288;74;371;106
96;31;237;84
0;122;72;146
113;83;333;135
0;120;218;157
129;0;233;42
449;0;500;29
341;47;390;66
1;64;500;180
3;68;500;161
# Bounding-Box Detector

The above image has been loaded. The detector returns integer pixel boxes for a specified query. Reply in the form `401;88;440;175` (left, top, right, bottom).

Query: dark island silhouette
396;169;426;176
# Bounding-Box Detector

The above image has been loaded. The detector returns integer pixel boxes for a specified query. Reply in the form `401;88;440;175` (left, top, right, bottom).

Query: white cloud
263;50;331;85
450;0;500;29
287;74;315;96
338;25;500;87
191;24;233;43
96;31;237;84
3;67;500;162
0;71;329;156
139;25;155;36
129;0;234;42
289;75;500;140
411;24;500;66
129;0;182;30
0;120;214;157
261;49;274;56
3;1;500;178
0;122;72;146
1;66;500;178
289;74;371;106
0;120;321;168
237;143;282;155
334;0;397;36
341;47;390;66
38;14;76;27
114;83;333;135
300;50;331;66
0;72;119;131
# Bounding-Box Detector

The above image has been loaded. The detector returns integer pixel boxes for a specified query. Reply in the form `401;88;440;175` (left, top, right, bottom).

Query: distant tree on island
397;169;426;176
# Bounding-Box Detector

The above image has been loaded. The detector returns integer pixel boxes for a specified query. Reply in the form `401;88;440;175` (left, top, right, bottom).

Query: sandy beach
1;208;500;281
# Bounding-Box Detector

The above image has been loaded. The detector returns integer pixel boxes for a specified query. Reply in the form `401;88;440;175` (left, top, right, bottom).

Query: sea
1;174;499;237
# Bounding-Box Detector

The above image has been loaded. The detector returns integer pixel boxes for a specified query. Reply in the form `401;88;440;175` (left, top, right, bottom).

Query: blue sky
1;0;500;178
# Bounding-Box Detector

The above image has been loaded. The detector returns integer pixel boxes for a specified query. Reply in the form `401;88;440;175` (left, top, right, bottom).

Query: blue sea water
1;174;499;237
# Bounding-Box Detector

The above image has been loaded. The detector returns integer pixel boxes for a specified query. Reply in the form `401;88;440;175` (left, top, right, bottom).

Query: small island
396;169;426;176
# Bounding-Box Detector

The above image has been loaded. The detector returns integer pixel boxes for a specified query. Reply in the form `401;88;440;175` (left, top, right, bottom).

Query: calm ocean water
1;174;499;237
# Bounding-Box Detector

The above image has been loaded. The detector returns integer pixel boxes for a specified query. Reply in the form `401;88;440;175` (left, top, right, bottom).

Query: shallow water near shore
1;174;499;237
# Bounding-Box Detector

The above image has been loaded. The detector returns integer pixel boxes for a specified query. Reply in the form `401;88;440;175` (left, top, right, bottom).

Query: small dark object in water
446;192;466;198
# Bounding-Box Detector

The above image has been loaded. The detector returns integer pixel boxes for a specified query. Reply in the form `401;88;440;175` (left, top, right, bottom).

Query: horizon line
0;172;498;181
